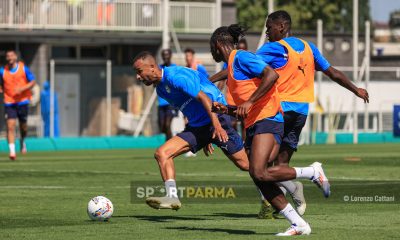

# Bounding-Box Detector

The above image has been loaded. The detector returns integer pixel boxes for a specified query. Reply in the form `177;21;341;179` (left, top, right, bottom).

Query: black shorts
158;105;178;121
245;118;284;150
5;104;29;123
177;114;243;155
282;111;308;151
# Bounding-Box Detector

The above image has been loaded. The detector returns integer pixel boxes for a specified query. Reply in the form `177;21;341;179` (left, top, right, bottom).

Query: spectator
97;0;114;25
68;0;83;25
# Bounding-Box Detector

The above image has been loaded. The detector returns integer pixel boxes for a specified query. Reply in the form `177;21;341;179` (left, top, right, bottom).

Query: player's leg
163;106;174;140
5;106;17;160
276;111;308;215
17;105;29;154
158;106;166;139
146;136;190;210
147;125;209;210
249;133;311;235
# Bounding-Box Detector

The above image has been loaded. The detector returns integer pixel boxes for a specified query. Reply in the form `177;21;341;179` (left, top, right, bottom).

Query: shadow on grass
204;212;258;219
115;215;209;222
166;226;259;235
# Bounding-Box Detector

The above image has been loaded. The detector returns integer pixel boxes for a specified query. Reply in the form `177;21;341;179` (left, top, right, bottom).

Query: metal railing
0;0;217;33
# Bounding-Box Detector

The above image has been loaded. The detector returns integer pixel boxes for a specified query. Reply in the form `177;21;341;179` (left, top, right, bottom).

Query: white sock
279;181;297;195
279;186;287;196
165;179;178;198
280;203;307;226
294;167;315;180
9;143;15;155
257;188;265;201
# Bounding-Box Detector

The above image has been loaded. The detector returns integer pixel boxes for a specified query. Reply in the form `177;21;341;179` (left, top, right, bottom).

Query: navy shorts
282;111;308;150
5;104;29;123
245;118;284;150
177;114;243;155
158;105;178;121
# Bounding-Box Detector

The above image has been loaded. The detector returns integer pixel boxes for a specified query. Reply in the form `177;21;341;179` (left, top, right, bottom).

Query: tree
237;0;370;32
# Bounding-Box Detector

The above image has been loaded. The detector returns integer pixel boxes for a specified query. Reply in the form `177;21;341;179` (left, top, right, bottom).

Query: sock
165;179;178;198
257;188;265;201
279;186;288;196
278;181;297;195
9;143;15;155
280;203;307;226
294;167;315;180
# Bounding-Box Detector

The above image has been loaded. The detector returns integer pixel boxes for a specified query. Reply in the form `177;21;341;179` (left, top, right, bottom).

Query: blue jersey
195;64;209;79
157;66;226;127
158;63;177;107
230;50;283;123
256;37;331;115
0;63;35;106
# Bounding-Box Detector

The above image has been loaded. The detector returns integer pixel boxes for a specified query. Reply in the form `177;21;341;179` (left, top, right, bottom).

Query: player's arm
209;69;228;83
309;42;369;103
16;66;36;94
0;68;3;93
323;67;369;103
234;52;279;119
237;66;278;118
196;91;228;142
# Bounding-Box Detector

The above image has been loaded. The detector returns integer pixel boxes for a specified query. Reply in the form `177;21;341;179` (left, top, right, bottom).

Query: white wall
310;81;400;113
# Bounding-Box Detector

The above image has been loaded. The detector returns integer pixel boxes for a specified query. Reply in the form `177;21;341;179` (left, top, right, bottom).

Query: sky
370;0;400;23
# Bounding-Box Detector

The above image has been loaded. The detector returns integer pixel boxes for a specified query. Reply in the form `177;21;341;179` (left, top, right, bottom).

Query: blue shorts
245;118;284;150
282;111;308;150
177;114;243;155
5;104;29;123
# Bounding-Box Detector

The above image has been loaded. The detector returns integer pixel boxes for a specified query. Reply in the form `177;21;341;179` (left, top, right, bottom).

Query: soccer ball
87;196;114;221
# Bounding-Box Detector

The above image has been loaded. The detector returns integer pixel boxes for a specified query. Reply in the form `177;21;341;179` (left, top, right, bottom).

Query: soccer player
184;48;209;78
210;24;331;236
0;50;36;160
158;49;178;140
217;38;248;142
132;51;249;210
256;10;369;216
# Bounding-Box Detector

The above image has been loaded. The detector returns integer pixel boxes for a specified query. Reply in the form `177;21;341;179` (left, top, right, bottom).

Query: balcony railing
0;0;217;33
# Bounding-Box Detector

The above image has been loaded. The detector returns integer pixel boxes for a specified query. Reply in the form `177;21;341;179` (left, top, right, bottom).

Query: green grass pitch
0;143;399;239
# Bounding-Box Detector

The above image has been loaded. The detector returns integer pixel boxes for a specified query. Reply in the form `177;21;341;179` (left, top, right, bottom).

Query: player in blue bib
132;51;248;210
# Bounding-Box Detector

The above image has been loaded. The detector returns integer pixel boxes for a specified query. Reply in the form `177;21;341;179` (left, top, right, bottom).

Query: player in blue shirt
255;11;369;223
158;49;178;140
184;48;209;78
132;51;249;210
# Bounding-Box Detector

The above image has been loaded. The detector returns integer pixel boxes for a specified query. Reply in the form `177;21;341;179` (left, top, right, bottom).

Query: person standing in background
184;48;209;78
158;49;177;140
97;0;114;25
0;50;36;160
40;81;60;138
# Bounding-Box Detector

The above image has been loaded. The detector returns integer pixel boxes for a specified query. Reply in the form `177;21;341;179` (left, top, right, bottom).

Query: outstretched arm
209;69;228;83
323;66;369;103
196;91;228;142
236;66;279;119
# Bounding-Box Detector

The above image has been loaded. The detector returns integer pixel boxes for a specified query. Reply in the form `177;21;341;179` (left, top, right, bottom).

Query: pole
106;60;112;136
257;0;274;49
352;0;359;143
364;20;370;131
134;89;158;137
50;60;55;138
162;0;170;49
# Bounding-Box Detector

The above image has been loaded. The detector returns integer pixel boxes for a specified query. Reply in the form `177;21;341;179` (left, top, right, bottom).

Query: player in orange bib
210;24;332;236
0;50;36;160
256;10;369;221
